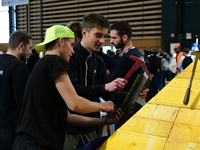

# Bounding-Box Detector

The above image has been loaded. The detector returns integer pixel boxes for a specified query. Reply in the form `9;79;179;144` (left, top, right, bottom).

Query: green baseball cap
35;25;75;52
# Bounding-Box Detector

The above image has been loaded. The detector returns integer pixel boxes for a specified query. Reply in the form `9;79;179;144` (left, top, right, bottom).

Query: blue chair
77;136;109;150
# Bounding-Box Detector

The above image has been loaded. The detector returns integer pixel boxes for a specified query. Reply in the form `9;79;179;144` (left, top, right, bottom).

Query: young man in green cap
12;25;124;150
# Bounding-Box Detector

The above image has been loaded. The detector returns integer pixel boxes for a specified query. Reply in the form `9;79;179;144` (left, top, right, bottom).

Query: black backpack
146;55;161;74
182;56;193;69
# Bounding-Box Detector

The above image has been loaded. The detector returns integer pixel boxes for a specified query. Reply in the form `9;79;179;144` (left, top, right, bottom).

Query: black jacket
66;42;126;134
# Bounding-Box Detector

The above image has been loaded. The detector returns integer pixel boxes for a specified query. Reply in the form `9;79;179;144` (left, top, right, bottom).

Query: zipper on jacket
85;53;92;86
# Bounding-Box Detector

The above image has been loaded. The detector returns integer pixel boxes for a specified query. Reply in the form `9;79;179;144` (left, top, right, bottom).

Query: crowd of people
0;12;194;150
145;46;193;101
95;44;194;101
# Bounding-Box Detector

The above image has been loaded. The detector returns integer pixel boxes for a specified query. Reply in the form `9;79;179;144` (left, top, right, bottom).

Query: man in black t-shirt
0;31;32;150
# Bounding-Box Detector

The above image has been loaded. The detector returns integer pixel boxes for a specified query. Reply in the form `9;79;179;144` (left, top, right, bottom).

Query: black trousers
0;127;16;150
12;134;55;150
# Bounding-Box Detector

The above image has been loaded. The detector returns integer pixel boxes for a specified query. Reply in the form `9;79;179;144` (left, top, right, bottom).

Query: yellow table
98;59;200;150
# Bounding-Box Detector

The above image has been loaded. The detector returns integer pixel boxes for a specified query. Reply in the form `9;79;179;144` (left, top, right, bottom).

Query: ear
122;34;128;42
58;38;65;47
18;42;24;51
82;28;87;37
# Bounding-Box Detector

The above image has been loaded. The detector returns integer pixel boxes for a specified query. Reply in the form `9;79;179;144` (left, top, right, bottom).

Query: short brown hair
182;48;190;54
82;13;110;31
67;21;82;40
8;30;32;50
110;21;132;39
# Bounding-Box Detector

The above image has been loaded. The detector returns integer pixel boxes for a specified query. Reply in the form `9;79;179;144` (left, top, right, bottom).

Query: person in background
27;48;40;72
106;49;115;57
67;21;83;43
96;47;117;75
166;53;176;82
0;31;32;150
12;25;123;150
146;48;162;101
113;49;123;62
64;13;128;150
174;44;183;73
109;21;149;129
178;47;193;72
158;51;169;91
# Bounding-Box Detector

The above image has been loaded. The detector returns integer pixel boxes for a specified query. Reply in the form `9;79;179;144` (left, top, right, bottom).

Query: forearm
68;96;101;113
69;96;114;114
67;113;106;126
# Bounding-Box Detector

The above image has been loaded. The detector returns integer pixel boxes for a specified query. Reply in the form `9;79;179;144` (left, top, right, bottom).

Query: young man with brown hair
109;21;149;129
64;13;128;150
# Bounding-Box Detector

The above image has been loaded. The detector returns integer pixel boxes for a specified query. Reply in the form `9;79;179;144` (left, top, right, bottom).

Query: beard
114;39;125;50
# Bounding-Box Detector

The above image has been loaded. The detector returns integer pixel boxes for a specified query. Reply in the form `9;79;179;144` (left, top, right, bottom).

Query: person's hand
139;88;149;100
99;101;115;112
103;109;125;125
105;78;127;92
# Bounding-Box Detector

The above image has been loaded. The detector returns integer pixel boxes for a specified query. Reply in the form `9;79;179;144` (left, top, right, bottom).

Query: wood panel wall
16;0;162;49
0;44;8;54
